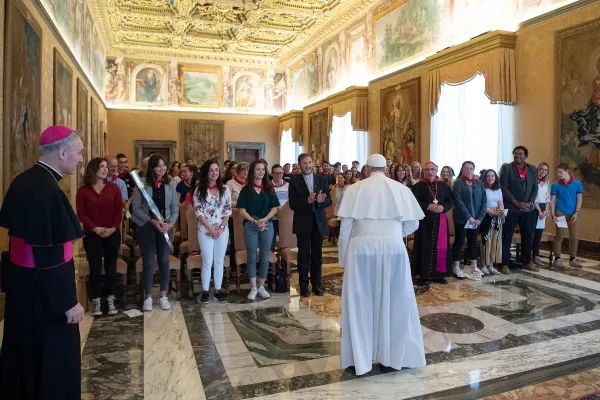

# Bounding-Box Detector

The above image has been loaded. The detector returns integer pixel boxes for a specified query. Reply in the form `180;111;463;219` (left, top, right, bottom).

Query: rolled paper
130;170;174;252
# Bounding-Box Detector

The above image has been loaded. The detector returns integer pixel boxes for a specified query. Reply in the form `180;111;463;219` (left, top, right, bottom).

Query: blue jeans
137;222;172;295
243;221;273;279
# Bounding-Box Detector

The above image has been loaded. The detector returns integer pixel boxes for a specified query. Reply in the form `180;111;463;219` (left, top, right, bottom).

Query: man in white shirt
337;154;426;375
271;164;289;250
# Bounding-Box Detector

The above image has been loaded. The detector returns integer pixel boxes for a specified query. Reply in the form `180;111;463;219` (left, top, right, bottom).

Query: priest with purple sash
411;161;455;285
0;126;85;399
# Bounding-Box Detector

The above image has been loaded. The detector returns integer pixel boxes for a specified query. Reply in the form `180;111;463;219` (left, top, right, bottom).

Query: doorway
234;148;259;163
227;142;266;163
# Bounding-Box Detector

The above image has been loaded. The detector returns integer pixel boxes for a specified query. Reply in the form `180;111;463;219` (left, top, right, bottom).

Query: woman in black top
237;159;280;301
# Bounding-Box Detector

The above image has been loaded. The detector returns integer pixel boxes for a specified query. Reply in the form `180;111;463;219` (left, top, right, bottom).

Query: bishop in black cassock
0;126;84;399
411;161;455;285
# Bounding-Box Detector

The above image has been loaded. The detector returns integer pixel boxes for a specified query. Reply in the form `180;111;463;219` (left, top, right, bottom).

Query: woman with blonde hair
226;161;249;207
411;162;422;186
533;162;551;265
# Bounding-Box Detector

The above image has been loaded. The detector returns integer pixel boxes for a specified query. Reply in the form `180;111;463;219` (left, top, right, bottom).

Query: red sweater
76;183;123;233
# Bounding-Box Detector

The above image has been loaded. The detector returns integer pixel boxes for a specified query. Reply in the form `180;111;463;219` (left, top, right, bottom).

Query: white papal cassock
337;170;426;375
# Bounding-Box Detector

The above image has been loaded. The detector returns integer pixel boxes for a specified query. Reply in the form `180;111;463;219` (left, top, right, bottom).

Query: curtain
430;73;513;174
279;129;302;166
327;87;369;133
329;112;368;167
278;110;304;142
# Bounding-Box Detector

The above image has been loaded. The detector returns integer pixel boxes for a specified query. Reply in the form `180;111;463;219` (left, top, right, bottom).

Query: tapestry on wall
90;98;99;158
77;79;88;188
381;77;420;166
308;108;329;166
179;119;224;167
556;19;600;209
54;49;74;198
4;0;42;189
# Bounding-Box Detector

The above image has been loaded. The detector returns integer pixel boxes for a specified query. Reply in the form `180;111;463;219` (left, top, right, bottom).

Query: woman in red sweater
76;157;123;317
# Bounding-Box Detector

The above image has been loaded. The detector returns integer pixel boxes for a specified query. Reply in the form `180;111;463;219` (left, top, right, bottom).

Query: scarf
459;175;475;184
234;177;246;185
154;178;163;189
515;163;528;180
111;174;119;182
273;180;286;188
421;177;439;183
208;183;217;189
559;176;574;186
538;178;545;184
184;179;191;187
253;183;263;192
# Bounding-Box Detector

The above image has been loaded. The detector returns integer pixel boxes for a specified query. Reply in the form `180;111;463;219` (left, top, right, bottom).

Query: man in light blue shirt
107;155;129;204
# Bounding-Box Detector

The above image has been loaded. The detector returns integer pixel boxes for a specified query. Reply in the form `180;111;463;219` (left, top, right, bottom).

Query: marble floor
1;245;600;399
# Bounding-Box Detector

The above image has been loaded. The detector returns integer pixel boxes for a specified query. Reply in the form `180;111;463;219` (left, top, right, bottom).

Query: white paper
503;209;509;216
464;221;478;229
123;309;144;318
536;216;546;229
556;215;569;228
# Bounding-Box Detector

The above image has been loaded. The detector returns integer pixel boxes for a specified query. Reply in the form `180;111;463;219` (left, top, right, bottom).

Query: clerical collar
370;171;385;175
37;160;63;180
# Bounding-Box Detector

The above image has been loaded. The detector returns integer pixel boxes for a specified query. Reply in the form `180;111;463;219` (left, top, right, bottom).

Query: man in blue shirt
107;155;129;206
551;163;584;268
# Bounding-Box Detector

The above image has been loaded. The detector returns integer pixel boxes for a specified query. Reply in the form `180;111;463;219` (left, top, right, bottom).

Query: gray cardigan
130;178;179;227
452;178;487;224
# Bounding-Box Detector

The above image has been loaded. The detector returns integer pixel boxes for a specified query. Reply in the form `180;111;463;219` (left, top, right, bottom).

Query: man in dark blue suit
289;153;332;297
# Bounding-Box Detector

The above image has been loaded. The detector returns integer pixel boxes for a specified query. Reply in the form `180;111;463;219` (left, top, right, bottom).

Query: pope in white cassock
337;154;426;375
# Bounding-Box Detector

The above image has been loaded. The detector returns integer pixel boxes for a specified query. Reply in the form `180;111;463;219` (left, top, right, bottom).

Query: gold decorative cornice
425;30;517;71
278;110;304;142
326;86;368;106
278;110;304;123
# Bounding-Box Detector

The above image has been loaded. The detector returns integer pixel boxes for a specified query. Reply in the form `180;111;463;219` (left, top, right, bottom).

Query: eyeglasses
272;172;284;175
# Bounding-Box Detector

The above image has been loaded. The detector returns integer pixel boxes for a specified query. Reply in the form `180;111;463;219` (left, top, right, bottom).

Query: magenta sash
436;213;448;273
9;236;73;269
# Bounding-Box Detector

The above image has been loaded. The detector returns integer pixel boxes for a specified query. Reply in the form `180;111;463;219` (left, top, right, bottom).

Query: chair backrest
446;210;455;236
327;187;336;219
277;203;296;249
232;208;246;251
179;204;189;241
186;207;200;253
121;218;128;245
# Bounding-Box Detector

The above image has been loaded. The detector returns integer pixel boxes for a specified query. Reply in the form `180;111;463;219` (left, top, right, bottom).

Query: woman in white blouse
333;174;346;216
226;161;248;207
479;169;504;275
533;162;551;266
194;160;233;304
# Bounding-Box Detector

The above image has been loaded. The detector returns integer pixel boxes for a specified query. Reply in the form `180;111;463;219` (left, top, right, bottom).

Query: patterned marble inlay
421;312;485;334
416;279;496;307
478;279;600;324
227;307;340;367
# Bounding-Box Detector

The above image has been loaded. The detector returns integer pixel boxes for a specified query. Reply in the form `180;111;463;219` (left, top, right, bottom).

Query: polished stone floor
1;244;600;399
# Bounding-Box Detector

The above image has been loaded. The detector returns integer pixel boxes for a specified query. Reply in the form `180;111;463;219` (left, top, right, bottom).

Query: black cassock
411;181;454;281
0;162;84;400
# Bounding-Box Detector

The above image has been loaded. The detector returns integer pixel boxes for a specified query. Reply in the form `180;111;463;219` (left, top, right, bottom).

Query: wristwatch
219;224;226;230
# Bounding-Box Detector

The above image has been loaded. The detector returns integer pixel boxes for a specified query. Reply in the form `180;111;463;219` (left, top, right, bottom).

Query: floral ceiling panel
96;0;367;63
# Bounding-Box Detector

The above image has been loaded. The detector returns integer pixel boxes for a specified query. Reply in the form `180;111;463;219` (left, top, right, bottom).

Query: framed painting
372;0;445;72
90;98;99;158
179;66;221;108
3;0;43;190
77;79;88;188
380;77;420;166
53;48;73;127
555;19;600;209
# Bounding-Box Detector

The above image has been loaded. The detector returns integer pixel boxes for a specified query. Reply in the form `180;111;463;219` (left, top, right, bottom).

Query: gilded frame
178;65;222;108
380;77;421;166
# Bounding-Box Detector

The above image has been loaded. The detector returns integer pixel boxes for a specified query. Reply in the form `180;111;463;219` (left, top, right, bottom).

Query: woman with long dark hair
76;157;123;316
236;159;280;301
223;161;239;184
169;161;181;184
131;155;179;312
394;164;412;187
194;160;232;303
480;169;504;275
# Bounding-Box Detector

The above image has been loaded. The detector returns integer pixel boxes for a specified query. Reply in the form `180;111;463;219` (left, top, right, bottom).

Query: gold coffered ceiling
94;0;371;65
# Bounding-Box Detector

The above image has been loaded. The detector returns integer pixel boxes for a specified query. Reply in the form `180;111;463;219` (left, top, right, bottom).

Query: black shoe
379;364;399;373
214;290;227;303
312;286;325;296
435;278;448;284
199;291;210;304
345;366;356;375
300;287;310;297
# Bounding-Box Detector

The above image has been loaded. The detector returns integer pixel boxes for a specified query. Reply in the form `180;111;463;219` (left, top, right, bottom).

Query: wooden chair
185;207;230;297
232;208;276;292
120;217;133;261
178;203;190;263
273;203;297;291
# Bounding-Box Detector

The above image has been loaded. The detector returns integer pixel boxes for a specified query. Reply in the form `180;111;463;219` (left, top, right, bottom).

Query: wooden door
234;149;259;163
143;147;171;163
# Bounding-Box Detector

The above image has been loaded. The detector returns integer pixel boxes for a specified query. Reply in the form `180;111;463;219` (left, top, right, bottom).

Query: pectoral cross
433;198;439;205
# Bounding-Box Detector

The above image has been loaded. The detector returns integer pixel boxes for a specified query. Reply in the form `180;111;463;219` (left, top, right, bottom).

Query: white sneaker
453;266;466;279
92;298;102;316
159;296;171;311
480;266;490;275
107;296;118;315
248;287;258;301
488;266;501;275
258;286;271;299
143;297;153;312
473;266;483;276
